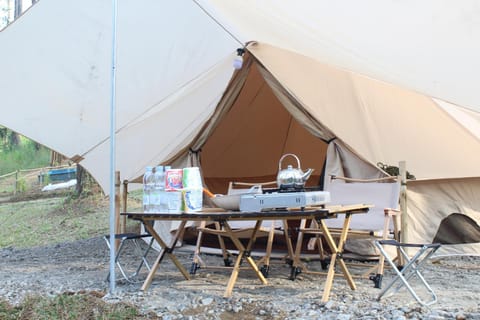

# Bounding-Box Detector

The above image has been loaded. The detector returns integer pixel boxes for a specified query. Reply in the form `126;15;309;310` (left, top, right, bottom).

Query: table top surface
123;204;372;221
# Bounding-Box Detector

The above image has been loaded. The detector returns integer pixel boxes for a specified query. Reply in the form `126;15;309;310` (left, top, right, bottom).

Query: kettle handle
278;153;301;170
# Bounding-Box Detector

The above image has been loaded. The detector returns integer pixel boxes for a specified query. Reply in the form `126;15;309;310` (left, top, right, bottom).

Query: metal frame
375;239;441;306
104;233;154;283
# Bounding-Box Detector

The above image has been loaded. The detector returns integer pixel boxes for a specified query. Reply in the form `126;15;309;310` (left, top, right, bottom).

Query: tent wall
324;140;387;184
247;43;480;180
169;45;480;255
407;178;480;255
198;59;329;194
172;52;386;195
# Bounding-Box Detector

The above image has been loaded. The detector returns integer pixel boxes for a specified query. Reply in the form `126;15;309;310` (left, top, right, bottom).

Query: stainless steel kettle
276;153;314;190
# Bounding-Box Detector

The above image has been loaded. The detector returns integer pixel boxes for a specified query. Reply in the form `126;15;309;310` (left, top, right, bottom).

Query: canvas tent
1;0;479;255
165;42;480;255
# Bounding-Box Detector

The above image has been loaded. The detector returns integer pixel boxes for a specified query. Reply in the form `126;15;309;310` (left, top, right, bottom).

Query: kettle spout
302;168;314;182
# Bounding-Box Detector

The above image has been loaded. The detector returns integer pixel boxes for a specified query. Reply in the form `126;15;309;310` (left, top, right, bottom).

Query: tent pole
115;172;121;247
399;161;408;258
121;179;128;233
108;0;118;294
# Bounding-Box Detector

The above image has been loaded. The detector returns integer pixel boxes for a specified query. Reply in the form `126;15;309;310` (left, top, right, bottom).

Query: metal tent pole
108;0;118;294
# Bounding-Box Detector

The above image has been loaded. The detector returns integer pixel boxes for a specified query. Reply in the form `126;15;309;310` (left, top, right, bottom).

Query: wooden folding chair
191;181;293;277
293;175;402;288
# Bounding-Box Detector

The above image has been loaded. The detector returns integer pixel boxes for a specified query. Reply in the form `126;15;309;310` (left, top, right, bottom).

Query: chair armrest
378;239;441;249
384;208;400;216
330;175;399;183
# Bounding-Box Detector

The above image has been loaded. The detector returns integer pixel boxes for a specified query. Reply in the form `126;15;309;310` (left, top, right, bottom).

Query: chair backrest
324;176;401;232
227;181;277;195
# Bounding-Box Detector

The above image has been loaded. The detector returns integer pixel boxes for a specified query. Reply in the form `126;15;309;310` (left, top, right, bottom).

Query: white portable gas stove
239;191;331;212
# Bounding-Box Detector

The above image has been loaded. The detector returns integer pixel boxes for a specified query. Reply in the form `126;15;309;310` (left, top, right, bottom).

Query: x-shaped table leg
222;219;267;297
318;213;356;302
141;219;191;291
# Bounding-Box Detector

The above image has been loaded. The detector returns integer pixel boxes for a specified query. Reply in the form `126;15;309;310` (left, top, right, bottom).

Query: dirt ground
1;235;479;319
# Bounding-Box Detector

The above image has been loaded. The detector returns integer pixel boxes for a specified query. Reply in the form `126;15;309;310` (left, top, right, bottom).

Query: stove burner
279;187;305;193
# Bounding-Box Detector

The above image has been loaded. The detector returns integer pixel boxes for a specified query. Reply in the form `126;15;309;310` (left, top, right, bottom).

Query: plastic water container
166;191;183;213
150;166;164;212
142;166;154;213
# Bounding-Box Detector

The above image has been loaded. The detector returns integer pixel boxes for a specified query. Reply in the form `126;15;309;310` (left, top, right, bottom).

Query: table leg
191;225;205;274
222;220;267;298
290;218;309;280
319;214;356;302
335;214;356;289
282;220;295;264
141;220;190;291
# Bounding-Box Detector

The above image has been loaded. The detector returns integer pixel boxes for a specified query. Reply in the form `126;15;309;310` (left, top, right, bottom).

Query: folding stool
104;232;154;283
375;239;442;306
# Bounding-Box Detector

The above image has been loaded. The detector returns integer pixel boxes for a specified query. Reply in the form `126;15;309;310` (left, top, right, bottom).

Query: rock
201;297;214;305
455;313;466;320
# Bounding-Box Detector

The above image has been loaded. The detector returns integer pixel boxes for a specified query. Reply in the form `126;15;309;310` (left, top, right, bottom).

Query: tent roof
0;0;238;193
2;0;480;194
247;43;480;180
198;0;480;112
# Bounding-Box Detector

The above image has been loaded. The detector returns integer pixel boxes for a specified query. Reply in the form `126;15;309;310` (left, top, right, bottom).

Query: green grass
0;292;160;320
0;192;143;248
0;192;146;318
0;196;110;248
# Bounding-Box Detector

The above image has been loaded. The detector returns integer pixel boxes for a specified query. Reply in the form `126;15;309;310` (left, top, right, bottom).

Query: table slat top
123;204;371;221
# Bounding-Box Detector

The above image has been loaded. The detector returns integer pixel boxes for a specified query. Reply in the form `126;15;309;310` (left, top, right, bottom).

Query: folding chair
375;239;442;306
191;181;292;277
104;228;154;283
293;175;401;288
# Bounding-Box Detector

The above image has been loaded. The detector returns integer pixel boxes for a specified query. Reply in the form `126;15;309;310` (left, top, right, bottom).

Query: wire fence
0;165;76;198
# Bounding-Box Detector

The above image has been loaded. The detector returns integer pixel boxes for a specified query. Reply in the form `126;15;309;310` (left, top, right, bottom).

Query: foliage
377;162;416;180
15;177;27;193
0;133;51;176
0;292;160;320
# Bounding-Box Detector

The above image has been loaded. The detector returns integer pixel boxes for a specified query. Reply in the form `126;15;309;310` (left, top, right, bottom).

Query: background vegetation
0;129;148;318
0;127;51;176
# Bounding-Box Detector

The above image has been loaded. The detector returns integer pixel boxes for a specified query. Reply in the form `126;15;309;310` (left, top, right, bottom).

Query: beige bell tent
1;0;479;255
165;42;480;255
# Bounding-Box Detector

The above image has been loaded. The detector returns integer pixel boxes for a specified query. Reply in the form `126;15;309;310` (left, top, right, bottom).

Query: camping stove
239;191;331;212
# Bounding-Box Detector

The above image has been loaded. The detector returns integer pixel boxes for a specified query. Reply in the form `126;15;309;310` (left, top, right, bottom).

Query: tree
0;126;20;151
75;164;86;196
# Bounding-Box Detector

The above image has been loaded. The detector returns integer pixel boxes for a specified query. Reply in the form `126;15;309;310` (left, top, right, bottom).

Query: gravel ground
0;237;479;319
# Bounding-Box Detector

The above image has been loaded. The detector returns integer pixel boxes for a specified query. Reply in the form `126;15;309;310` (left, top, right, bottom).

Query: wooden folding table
123;204;370;300
291;204;373;302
